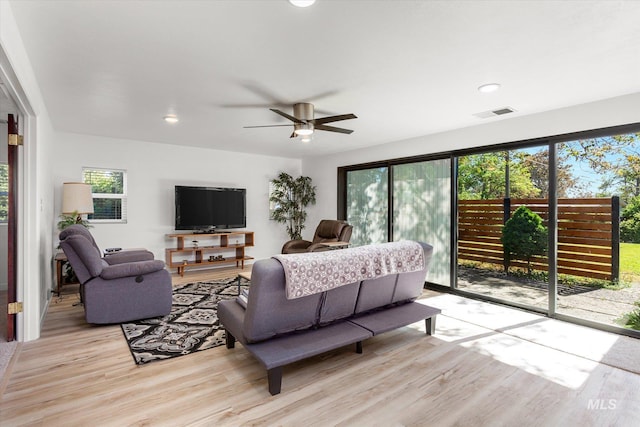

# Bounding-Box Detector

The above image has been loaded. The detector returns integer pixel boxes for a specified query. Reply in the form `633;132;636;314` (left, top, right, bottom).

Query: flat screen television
175;186;246;231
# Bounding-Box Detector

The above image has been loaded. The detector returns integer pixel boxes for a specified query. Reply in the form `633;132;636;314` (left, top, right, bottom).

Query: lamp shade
62;182;94;214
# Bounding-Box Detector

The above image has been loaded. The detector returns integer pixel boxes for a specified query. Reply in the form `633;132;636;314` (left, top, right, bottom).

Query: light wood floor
1;266;639;426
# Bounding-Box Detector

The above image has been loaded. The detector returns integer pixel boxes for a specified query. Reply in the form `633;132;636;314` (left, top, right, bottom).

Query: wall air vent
473;107;516;119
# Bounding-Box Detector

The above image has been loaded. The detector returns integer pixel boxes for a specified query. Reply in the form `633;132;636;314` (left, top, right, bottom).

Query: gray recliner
59;226;172;324
59;224;155;264
281;219;353;254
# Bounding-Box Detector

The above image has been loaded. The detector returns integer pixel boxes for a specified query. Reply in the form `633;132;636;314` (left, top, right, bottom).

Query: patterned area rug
121;277;248;365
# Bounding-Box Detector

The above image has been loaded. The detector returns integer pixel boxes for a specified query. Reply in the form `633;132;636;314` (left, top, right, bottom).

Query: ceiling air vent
473;107;516;119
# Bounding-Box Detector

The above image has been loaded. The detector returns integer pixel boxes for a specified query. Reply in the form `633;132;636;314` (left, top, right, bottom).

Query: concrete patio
457;266;640;328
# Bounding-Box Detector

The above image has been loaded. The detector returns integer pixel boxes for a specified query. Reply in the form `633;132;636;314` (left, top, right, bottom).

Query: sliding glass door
344;158;451;286
456;147;549;310
393;160;451;286
346;167;389;246
339;123;640;337
555;132;640;331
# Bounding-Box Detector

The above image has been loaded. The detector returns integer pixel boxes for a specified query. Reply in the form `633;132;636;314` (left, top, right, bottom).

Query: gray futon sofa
218;241;441;395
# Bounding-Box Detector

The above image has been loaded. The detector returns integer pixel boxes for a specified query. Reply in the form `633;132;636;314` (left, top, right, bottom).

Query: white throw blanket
273;241;426;300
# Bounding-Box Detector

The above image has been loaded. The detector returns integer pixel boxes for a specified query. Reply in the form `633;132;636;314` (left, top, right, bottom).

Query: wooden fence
458;197;620;281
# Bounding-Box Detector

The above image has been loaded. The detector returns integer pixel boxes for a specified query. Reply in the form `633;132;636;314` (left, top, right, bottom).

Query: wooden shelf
165;231;254;276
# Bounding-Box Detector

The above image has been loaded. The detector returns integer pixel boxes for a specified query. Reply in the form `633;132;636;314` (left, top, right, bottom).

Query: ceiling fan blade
270;108;304;124
313;113;357;125
314;124;354;134
290;131;296;138
243;124;293;128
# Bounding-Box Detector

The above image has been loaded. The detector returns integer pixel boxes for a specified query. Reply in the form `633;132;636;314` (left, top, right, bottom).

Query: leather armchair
281;219;353;254
59;227;172;324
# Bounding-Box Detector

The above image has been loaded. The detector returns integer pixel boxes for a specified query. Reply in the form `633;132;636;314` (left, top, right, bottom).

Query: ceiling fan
244;103;357;140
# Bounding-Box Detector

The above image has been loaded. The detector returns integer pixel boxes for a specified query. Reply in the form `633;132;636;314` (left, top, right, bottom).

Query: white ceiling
8;0;640;159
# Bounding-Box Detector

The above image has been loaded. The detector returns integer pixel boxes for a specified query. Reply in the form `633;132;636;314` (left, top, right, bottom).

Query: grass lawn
620;242;640;283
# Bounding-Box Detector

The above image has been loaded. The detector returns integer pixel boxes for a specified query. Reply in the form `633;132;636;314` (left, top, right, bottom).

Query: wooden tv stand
166;231;254;276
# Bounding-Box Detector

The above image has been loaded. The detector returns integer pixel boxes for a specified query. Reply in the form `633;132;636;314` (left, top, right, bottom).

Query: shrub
620;196;640;243
622;302;640;330
502;206;548;274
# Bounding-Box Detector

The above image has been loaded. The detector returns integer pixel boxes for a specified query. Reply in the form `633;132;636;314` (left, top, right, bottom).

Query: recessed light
289;0;316;7
163;114;179;124
478;83;501;93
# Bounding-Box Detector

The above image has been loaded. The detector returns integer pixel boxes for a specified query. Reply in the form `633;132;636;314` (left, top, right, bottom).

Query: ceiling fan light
163;114;179;124
289;0;316;7
294;122;314;136
294;128;313;136
300;135;312;143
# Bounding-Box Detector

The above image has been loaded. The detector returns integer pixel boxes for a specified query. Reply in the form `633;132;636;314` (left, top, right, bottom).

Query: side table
54;252;78;295
236;271;252;295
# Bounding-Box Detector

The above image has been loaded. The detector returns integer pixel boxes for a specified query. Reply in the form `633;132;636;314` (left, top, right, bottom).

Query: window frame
82;167;128;224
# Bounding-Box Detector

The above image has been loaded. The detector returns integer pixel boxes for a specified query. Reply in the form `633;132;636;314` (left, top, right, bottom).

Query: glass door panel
346;167;389;246
556;133;640;332
456;148;549;310
393;159;451;286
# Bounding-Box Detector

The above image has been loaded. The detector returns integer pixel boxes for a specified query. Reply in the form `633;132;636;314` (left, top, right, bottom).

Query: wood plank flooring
1;266;639;426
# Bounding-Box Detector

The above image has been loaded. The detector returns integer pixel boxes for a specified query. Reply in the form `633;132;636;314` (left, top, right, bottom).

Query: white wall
52;132;301;266
2;1;57;341
302;92;640;229
35;111;56;336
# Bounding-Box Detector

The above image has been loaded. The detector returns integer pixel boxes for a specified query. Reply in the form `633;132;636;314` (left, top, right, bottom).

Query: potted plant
57;210;92;231
269;172;316;240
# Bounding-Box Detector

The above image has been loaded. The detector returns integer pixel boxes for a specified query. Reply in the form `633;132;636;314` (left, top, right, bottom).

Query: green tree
516;149;578;198
270;172;316;240
83;169;124;193
618;152;640;202
502;206;548;274
620;195;640;243
561;133;640;204
458;152;539;200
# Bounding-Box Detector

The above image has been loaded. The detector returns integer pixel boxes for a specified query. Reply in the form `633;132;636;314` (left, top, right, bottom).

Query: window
82;167;127;223
0;163;7;223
